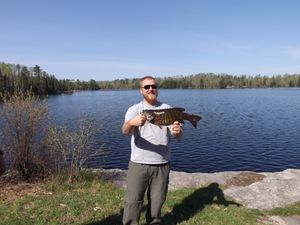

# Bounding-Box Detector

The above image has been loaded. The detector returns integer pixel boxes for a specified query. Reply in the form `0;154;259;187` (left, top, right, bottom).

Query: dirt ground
225;171;266;187
0;181;43;202
0;171;44;203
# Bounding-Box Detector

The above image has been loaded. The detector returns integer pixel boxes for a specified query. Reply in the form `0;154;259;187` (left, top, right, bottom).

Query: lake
47;88;300;173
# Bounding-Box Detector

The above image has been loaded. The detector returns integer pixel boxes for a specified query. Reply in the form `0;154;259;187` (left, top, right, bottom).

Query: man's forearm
122;120;134;135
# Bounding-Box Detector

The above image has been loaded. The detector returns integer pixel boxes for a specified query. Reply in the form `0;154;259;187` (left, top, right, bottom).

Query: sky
1;0;300;81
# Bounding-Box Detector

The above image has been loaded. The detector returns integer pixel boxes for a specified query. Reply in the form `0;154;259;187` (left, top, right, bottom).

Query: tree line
2;62;300;94
99;73;300;89
0;62;100;98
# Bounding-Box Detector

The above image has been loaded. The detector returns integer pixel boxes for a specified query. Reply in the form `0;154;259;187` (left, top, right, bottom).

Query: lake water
47;88;300;173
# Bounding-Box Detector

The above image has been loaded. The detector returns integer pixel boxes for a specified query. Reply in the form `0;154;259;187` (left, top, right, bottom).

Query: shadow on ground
85;183;240;225
162;182;241;225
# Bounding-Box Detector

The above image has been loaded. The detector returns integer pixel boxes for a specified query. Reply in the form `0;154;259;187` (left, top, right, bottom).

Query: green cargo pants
122;161;170;225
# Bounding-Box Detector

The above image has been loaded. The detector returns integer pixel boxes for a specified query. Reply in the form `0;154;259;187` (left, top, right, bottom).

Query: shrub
45;117;105;183
0;91;104;182
0;91;52;179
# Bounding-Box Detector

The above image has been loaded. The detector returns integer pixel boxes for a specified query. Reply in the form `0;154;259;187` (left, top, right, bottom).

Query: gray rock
224;169;300;210
97;168;300;211
168;170;240;191
260;216;300;225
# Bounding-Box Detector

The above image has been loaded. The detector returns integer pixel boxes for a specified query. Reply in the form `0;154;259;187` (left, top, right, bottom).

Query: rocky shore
97;168;300;225
98;168;300;211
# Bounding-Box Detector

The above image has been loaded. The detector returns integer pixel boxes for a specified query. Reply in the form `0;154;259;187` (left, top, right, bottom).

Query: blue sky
1;0;300;81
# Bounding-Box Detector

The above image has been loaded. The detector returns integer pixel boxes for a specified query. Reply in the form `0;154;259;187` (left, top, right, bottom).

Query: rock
225;171;266;187
98;168;300;211
281;216;300;225
168;170;240;191
224;169;300;210
259;216;288;225
97;169;242;191
90;168;127;189
259;216;300;225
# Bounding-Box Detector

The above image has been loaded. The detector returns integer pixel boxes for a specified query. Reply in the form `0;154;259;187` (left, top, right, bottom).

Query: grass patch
161;186;260;225
267;201;300;217
1;174;300;225
0;177;124;225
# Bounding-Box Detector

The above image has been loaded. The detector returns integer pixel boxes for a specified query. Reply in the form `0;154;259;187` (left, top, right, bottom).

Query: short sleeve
125;104;139;122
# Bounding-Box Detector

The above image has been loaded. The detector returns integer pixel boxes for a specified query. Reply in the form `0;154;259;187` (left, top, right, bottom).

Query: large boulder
224;169;300;210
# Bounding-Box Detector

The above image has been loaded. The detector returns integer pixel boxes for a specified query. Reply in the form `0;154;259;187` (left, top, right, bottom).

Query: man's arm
122;114;146;135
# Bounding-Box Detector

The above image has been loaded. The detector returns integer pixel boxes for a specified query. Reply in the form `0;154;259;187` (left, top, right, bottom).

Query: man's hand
171;121;182;138
122;114;146;135
130;114;146;127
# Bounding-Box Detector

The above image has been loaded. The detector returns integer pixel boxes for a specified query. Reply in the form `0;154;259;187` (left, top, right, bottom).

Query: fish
142;107;202;128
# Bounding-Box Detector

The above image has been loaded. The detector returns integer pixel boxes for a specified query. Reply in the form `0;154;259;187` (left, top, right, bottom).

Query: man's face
140;78;158;105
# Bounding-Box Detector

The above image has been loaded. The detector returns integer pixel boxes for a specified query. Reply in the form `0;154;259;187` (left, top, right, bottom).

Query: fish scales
142;107;202;128
154;108;183;125
160;108;183;125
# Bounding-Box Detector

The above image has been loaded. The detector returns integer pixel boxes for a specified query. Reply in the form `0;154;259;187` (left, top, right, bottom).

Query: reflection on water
47;88;300;172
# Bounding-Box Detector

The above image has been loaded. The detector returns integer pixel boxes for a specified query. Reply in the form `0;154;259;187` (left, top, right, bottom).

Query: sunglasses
142;84;157;90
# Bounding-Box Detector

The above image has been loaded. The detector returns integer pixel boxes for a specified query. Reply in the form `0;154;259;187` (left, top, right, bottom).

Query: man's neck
143;99;157;106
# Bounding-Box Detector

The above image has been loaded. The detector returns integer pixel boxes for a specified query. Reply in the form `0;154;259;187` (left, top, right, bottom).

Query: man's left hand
171;121;182;138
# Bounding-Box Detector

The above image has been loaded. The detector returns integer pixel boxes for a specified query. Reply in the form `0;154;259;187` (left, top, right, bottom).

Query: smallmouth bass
142;107;202;128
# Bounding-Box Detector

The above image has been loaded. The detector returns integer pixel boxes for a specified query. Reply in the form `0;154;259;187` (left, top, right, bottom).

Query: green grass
161;185;261;225
1;174;299;225
268;201;300;217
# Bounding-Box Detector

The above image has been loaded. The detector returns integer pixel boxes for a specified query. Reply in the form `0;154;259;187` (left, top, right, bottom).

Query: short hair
140;76;156;87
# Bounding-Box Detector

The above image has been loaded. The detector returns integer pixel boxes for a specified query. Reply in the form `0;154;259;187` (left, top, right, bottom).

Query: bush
45;117;105;183
0;91;52;179
0;91;104;182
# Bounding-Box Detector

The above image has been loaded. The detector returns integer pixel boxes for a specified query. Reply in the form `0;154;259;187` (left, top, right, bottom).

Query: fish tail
185;114;202;128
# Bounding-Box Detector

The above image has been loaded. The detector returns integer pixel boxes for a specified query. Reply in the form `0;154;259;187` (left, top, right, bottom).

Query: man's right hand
130;114;146;127
122;114;146;135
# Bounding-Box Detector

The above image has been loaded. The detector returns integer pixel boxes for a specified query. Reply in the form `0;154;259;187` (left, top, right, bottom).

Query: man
122;76;182;225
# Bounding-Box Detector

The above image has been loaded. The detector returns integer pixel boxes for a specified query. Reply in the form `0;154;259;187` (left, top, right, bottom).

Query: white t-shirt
124;101;172;164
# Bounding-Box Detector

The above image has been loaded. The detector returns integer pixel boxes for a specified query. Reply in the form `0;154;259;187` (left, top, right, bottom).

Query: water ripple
47;89;300;172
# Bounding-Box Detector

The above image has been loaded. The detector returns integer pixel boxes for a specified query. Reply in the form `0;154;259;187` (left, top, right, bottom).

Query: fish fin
173;107;185;112
190;115;202;128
